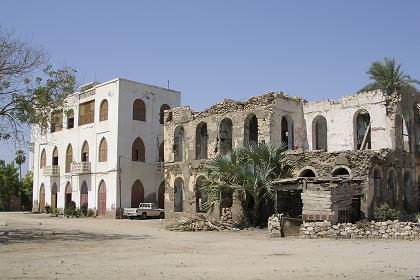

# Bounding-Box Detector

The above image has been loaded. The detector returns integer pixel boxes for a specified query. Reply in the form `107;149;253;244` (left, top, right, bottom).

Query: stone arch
281;115;294;150
131;180;144;207
387;169;397;208
80;181;88;208
354;109;371;150
219;118;233;156
39;184;45;212
403;171;413;211
244;113;258;145
99;99;109;121
159;104;171;124
51;183;58;209
332;166;352;177
65;144;73;173
81;141;89;162
174;126;185;161
174;177;184;212
158;181;165;209
132;137;145;162
196;122;208;159
312;115;327;151
64;182;72;208
298;167;317;177
195;176;208;213
97;180;107;216
133;99;146;121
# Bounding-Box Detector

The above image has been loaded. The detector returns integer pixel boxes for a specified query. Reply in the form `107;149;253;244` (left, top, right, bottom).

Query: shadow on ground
0;228;153;245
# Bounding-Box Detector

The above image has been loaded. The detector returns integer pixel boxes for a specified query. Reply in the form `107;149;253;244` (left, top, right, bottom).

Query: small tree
14;149;26;180
374;203;400;221
21;171;33;210
0;160;21;210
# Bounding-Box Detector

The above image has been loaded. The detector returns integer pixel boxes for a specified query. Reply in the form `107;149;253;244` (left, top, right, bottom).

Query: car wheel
159;212;165;219
141;212;147;219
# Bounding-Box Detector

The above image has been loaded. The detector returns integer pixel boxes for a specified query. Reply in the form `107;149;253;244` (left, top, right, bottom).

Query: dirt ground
0;212;419;280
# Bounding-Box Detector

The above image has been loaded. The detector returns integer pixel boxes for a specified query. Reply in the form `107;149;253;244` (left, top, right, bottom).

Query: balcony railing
71;162;91;174
42;165;60;176
28;142;35;152
156;162;165;173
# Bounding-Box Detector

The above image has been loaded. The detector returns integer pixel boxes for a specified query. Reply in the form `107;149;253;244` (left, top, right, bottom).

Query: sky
1;0;420;172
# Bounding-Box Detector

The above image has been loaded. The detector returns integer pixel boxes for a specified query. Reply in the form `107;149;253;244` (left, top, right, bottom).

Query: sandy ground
0;212;419;280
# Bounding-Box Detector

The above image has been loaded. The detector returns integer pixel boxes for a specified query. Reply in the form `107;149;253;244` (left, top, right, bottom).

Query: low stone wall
300;220;420;240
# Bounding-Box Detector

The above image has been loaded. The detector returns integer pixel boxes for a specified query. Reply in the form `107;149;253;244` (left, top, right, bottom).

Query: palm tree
200;143;292;226
15;149;26;180
360;57;420;95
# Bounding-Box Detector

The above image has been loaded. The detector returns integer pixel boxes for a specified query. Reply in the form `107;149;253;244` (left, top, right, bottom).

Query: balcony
28;142;35;152
156;162;165;173
71;162;91;174
42;165;60;176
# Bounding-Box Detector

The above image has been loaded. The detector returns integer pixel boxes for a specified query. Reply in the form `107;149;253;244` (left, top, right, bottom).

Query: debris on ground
165;214;233;231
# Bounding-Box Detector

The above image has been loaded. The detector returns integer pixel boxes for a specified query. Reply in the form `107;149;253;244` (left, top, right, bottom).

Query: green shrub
44;205;51;214
50;208;59;217
87;208;95;218
64;201;79;217
81;203;88;216
374;203;400;221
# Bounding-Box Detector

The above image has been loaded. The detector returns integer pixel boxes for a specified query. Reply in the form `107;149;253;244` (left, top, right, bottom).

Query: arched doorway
97;180;107;216
219;118;233;155
51;183;58;209
131;180;144;207
403;171;413;211
158;181;165;209
387;170;397;208
39;184;45;212
174;126;185;161
174;177;184;212
80;181;88;208
196;122;208;159
312;115;328;151
373;168;382;207
195;176;208;213
65;182;72;208
244;114;258;145
281;115;294;150
354;110;371;150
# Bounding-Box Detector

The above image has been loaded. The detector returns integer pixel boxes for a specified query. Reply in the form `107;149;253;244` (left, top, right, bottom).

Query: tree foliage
360;57;420;95
21;171;33;210
199;143;292;226
0;160;21;209
0;27;76;142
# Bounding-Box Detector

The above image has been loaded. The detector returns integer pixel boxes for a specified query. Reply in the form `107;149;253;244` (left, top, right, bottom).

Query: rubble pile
300;220;420;240
166;214;232;232
220;208;233;225
267;215;281;238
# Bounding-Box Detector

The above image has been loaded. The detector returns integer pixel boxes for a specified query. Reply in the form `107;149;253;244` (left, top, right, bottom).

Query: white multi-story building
30;78;180;217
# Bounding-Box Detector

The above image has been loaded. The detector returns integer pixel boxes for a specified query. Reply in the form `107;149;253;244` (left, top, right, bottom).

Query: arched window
65;144;73;173
50;110;63;133
244;114;258;145
174;177;184;212
39;184;45;212
219;118;233;156
131;180;144;207
158;142;164;162
81;141;89;162
403;171;413;211
98;137;108;162
387;170;397;208
160;104;171;124
65;182;72;208
158;181;165;209
299;168;316;177
354;110;371;150
402;113;411;152
196;122;208;159
52;147;58;166
174;126;185;161
40;149;46;168
195;176;208;213
51;183;58;209
133;99;146;121
80;181;88;208
67;109;75;129
312;115;328;151
373;168;382;206
97;180;106;216
132;137;145;162
99;99;109;121
281;115;294;150
332;166;351;177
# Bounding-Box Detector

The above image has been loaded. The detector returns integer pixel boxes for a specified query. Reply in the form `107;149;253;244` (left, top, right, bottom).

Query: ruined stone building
163;90;420;223
30;78;180;217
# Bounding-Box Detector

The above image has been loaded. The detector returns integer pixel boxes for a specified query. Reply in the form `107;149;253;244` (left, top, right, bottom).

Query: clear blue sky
1;0;420;170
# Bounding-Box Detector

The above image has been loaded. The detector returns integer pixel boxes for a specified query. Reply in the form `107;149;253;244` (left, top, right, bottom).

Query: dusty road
0;212;419;280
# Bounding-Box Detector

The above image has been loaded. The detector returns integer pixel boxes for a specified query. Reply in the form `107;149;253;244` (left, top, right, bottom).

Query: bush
374;203;400;221
50;208;59;217
87;208;95;218
356;219;371;230
81;203;88;216
44;205;51;214
64;201;79;218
